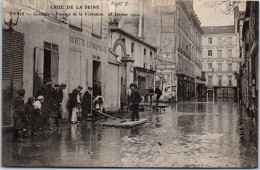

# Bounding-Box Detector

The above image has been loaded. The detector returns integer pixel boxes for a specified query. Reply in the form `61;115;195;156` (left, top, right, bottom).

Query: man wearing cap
129;83;142;121
82;87;92;120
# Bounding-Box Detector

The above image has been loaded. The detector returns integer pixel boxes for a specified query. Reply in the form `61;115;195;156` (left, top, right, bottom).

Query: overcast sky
193;0;247;27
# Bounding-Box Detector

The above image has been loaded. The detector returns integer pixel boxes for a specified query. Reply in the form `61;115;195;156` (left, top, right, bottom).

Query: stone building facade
2;0;110;126
111;0;204;102
237;1;258;116
201;26;241;98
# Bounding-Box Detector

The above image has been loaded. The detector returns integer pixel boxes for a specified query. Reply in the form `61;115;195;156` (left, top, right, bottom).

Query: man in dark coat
82;87;92;120
48;84;61;129
57;83;66;125
129;83;142;121
68;85;83;123
155;86;162;104
25;97;36;136
12;89;26;142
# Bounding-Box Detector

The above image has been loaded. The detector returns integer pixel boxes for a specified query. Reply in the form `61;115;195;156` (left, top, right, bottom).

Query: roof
109;26;157;51
202;25;235;34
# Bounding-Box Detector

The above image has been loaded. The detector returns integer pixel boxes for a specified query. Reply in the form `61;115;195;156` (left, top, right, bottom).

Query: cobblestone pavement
2;99;258;168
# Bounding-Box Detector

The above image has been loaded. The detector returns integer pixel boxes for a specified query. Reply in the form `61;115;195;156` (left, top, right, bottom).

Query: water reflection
2;101;257;168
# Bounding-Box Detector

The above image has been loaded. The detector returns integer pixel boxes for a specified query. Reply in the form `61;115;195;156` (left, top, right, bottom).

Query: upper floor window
217;37;222;45
208;76;212;85
218;50;222;58
218;76;222;86
227;37;232;45
208;63;212;70
228;76;232;86
227;50;232;58
208;50;212;56
228;63;232;71
208;38;212;44
218;63;222;71
131;43;135;53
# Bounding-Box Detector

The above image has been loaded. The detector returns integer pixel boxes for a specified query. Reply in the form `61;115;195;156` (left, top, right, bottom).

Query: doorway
93;60;101;97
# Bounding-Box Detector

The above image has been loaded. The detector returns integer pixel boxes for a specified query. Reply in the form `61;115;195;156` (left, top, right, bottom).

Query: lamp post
4;12;19;124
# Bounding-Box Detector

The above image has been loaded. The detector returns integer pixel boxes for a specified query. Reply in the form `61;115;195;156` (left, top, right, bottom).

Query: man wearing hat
68;85;83;123
129;83;142;121
82;86;92;120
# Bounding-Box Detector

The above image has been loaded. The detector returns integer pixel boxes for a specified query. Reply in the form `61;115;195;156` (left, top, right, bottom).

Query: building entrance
93;60;101;97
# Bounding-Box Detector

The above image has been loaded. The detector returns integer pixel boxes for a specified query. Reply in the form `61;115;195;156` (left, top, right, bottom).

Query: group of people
12;77;160;141
144;86;162;104
12;78;67;142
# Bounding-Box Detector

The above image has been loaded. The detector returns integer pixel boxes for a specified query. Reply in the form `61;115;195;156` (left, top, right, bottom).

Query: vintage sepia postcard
1;0;258;168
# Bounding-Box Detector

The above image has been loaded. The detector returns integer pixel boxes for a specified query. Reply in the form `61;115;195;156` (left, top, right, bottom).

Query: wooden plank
98;119;147;127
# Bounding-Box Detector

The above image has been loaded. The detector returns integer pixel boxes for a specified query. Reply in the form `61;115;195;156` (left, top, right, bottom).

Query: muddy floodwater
2;100;258;168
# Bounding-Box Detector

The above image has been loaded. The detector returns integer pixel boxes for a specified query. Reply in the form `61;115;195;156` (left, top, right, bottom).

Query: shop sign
69;35;107;53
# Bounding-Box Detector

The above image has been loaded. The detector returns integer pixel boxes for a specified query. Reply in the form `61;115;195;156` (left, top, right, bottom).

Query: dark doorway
93;60;101;97
138;76;146;96
44;49;51;81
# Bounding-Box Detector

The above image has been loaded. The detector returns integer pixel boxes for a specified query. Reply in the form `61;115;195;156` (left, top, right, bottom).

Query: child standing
12;89;25;142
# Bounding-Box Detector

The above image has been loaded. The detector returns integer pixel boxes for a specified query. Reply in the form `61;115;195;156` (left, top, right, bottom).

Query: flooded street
2;100;257;168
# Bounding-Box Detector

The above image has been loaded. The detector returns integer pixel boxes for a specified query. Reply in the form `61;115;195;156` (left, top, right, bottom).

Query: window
208;50;212;56
144;48;146;55
218;63;222;71
208;63;212;70
227;50;232;58
228;76;232;86
44;42;59;84
217;50;222;58
208;76;212;85
131;43;135;53
228;63;232;71
217;37;222;45
131;43;135;58
218;76;222;86
208;38;212;44
227;37;232;45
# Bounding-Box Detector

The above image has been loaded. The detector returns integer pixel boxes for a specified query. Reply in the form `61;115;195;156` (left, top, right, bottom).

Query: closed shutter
2;30;24;81
2;29;24;126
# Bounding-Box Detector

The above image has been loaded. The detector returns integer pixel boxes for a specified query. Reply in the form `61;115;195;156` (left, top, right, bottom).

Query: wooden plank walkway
97;119;147;127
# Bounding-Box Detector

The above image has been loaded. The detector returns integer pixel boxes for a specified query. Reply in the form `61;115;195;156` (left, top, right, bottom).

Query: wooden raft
97;119;147;127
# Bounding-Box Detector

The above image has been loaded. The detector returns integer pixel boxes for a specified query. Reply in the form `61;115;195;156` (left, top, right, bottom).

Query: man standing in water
129;83;142;121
